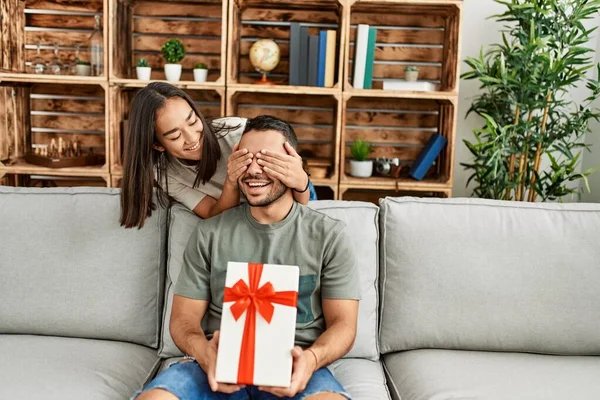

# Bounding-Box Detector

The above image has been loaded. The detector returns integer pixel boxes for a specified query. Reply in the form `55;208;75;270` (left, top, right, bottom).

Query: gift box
215;262;299;387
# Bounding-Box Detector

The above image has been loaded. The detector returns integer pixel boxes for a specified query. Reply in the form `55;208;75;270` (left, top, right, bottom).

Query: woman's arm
257;142;311;205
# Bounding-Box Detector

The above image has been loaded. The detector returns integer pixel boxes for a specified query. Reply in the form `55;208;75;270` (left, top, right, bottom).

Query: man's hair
242;115;298;149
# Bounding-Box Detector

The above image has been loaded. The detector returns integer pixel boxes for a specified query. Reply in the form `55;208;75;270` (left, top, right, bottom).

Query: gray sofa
1;186;599;400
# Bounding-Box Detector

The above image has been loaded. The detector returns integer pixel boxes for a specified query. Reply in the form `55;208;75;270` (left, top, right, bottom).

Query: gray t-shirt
161;117;247;210
175;202;361;347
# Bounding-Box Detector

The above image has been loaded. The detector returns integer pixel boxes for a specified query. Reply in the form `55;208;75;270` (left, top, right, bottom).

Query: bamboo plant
462;0;600;202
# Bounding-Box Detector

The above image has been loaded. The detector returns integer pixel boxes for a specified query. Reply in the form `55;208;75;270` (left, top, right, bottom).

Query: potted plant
161;39;186;82
75;60;91;76
136;58;151;81
193;63;208;83
405;66;419;82
349;139;373;178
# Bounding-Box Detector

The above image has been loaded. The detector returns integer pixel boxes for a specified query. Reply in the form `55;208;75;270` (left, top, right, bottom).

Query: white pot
349;160;373;178
75;64;90;76
193;68;208;83
164;64;182;82
405;70;419;82
136;66;152;80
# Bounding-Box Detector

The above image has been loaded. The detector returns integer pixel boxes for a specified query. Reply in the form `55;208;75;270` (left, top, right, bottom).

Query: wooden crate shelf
344;0;461;93
339;185;450;204
227;89;342;182
110;0;227;83
228;0;345;88
0;81;109;176
109;85;225;173
0;172;110;187
0;73;107;86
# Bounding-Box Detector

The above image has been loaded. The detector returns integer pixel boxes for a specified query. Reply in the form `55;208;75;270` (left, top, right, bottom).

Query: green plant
350;139;372;161
462;0;600;202
76;60;90;66
161;39;186;64
137;58;149;68
194;63;207;70
405;66;419;72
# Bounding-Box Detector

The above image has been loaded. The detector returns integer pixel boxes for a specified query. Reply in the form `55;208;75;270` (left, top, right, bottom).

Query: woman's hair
120;82;225;229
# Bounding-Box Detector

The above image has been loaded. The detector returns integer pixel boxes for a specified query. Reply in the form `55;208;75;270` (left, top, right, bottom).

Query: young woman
120;82;312;229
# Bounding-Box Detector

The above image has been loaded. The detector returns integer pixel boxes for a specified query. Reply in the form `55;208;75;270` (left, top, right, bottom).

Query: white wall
454;0;600;202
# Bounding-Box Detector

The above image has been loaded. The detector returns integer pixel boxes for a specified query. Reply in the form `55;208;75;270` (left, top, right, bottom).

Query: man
137;115;360;400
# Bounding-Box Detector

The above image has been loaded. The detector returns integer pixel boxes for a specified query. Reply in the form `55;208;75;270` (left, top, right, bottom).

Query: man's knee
305;393;347;400
135;388;179;400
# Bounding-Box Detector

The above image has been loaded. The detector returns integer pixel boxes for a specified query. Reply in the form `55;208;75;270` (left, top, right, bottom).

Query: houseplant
349;139;373;178
405;66;419;82
161;39;186;82
75;60;90;76
136;58;151;81
193;63;208;83
462;0;600;202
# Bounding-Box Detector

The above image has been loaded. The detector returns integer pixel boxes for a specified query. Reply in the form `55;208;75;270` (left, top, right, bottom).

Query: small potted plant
136;58;151;81
193;63;208;83
349;139;373;178
161;39;186;82
405;66;419;82
75;60;91;76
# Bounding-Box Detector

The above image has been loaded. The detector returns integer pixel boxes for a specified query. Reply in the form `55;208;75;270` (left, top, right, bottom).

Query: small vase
193;69;208;83
350;160;373;178
405;70;419;82
164;64;182;82
75;64;90;76
136;67;152;80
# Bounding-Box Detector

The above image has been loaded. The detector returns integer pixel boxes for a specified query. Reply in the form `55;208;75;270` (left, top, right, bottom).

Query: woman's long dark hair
120;82;222;229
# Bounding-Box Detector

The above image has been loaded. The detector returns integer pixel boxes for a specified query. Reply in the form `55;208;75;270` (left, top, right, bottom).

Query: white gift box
215;262;299;387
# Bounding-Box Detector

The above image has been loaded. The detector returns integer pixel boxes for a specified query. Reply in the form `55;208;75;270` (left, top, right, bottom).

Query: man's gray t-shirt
175;202;361;347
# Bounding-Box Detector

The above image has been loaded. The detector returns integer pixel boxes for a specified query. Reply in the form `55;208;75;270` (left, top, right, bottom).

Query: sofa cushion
0;187;167;348
383;349;600;400
156;357;390;400
379;197;600;355
0;334;161;400
160;201;380;360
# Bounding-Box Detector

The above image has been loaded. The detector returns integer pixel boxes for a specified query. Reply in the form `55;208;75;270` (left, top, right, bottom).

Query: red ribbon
223;263;298;385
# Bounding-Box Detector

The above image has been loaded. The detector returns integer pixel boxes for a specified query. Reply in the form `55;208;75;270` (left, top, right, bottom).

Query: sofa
1;186;599;400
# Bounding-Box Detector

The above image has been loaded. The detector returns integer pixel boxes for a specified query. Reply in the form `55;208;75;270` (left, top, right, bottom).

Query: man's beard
240;175;288;207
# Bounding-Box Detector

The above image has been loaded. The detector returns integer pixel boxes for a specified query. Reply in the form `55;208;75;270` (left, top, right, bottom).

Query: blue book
289;23;301;86
317;31;327;87
410;134;447;181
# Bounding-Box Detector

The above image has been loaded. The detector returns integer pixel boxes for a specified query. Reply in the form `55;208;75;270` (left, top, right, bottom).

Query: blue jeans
134;360;350;400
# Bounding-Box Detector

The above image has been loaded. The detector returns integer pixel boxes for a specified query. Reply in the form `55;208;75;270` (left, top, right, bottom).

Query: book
299;26;310;86
352;24;370;89
317;30;327;87
363;27;377;89
409;134;448;181
382;80;438;92
307;35;319;87
324;30;337;88
288;23;301;86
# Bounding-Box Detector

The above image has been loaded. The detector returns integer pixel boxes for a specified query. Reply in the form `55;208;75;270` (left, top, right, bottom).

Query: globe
249;39;280;84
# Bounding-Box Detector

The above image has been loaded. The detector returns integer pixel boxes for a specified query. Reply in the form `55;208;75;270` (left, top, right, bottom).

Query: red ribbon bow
223;263;298;385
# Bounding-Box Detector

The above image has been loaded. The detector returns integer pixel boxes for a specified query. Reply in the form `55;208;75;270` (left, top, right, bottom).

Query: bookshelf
1;0;462;201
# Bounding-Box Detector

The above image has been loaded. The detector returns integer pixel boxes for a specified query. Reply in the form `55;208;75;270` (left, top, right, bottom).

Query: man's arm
170;295;243;394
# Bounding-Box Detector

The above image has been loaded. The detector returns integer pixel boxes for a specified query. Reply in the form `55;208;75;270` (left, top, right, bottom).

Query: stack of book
352;24;378;89
289;23;337;88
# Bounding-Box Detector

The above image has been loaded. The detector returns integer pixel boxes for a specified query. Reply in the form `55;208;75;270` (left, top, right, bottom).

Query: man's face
238;129;289;207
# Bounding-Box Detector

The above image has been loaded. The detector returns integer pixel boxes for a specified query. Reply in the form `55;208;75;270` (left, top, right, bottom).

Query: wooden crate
228;0;344;88
110;0;227;83
0;81;109;176
226;89;342;184
109;85;225;174
344;1;461;92
340;186;450;203
0;173;109;187
340;95;455;189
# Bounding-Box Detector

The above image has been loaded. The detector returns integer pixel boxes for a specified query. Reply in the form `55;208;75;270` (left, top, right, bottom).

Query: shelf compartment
228;0;345;88
227;90;342;181
344;0;461;92
339;186;450;204
0;81;109;173
340;95;455;186
0;172;109;187
111;0;227;83
109;85;225;172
